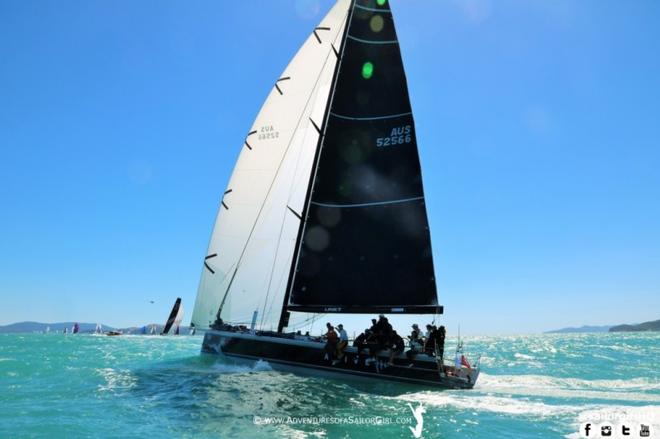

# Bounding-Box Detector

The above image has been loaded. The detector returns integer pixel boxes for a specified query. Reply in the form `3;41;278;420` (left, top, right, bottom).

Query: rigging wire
211;10;347;326
258;10;350;329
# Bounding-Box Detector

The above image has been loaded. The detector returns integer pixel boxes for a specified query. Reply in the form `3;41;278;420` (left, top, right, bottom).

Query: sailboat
72;323;79;334
94;323;103;335
161;298;184;335
191;0;479;388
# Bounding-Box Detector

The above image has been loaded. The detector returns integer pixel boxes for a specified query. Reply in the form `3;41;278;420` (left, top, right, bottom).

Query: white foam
479;373;660;392
253;359;273;371
392;373;660;420
396;390;660;434
577;405;660;424
96;367;137;392
475;373;660;403
395;392;579;417
211;359;273;374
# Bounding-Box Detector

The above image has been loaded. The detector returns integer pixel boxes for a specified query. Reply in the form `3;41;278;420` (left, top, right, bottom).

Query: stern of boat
439;355;481;389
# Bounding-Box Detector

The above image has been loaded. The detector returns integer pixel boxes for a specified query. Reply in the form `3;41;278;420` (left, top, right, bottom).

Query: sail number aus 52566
376;125;412;148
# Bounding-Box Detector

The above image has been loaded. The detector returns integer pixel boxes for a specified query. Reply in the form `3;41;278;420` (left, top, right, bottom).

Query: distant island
609;319;660;332
547;319;660;334
545;325;612;334
0;321;193;334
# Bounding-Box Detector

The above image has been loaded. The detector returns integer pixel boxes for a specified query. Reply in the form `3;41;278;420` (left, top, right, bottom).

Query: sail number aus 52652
376;125;412;148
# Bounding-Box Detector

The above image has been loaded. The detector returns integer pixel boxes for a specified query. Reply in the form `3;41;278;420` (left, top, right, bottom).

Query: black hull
202;330;478;389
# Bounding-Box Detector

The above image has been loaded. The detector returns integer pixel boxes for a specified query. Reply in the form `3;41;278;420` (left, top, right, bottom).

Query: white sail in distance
174;304;184;331
192;1;351;331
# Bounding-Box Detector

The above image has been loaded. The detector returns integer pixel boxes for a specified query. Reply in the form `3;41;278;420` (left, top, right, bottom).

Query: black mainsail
284;0;440;319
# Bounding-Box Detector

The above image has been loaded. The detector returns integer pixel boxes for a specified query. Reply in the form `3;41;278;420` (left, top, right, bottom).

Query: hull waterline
202;330;479;390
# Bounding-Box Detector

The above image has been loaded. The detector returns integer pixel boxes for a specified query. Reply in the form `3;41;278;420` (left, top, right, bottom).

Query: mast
278;0;357;333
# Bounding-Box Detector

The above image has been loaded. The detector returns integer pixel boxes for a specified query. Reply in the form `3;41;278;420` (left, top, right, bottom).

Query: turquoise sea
1;333;658;438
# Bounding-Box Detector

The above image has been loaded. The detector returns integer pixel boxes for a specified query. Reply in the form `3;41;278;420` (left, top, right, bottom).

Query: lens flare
369;15;384;33
361;62;374;79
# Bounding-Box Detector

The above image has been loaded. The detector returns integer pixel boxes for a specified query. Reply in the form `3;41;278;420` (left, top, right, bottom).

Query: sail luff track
258;8;352;330
278;0;358;332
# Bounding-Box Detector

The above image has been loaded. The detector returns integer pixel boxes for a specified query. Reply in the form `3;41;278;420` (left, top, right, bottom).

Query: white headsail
192;1;351;331
174;304;184;332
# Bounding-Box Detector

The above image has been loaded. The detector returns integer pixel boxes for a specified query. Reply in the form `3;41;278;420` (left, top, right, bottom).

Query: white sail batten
192;1;351;330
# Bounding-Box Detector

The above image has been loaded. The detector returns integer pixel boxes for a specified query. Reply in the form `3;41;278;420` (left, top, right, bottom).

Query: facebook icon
580;423;592;437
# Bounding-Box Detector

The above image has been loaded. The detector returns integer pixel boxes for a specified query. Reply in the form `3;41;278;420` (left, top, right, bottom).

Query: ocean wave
479;372;660;390
476;373;660;403
479;373;660;391
395;392;579;417
577;405;660;424
210;359;273;374
396;390;660;430
96;367;137;392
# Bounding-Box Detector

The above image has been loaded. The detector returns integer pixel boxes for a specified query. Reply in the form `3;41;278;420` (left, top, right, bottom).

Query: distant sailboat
94;323;103;335
45;326;50;334
189;324;196;336
63;328;68;334
73;323;79;334
150;324;156;335
161;298;184;335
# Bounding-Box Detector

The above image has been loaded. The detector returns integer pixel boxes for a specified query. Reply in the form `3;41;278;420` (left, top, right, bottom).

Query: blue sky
1;0;659;334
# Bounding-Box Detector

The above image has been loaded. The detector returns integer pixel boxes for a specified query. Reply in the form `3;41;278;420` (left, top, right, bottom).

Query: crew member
335;324;348;363
323;323;338;362
388;331;405;365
